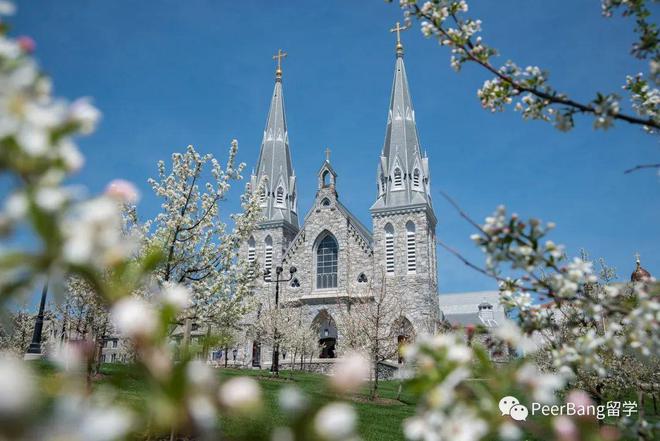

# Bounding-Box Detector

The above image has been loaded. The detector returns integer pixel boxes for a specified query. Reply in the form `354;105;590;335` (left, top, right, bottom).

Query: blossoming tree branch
395;0;659;134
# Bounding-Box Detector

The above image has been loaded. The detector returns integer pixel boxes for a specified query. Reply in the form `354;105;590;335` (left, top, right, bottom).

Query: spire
250;51;299;229
371;30;434;217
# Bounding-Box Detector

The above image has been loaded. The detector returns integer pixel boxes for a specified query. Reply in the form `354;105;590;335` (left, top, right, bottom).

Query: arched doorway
394;317;415;364
312;310;338;358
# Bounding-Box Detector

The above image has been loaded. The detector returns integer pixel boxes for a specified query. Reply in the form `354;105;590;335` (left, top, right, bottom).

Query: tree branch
623;162;660;174
413;4;660;131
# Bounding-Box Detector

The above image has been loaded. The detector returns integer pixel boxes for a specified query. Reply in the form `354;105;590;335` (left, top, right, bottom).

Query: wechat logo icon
499;396;529;421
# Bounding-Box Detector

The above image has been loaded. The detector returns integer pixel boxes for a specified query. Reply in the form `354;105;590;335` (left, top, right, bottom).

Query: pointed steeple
249;50;299;229
371;30;433;217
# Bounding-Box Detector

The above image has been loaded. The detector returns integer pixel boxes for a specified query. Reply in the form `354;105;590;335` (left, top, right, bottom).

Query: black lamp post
25;282;48;360
263;265;296;375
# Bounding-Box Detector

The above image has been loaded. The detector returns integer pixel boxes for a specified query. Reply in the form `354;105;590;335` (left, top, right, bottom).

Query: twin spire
252;26;434;228
371;22;433;213
249;48;298;229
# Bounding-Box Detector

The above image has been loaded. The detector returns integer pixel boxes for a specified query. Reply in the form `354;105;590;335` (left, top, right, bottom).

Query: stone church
237;35;503;368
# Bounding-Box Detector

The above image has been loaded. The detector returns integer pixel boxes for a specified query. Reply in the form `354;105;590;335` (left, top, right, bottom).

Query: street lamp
25;282;48;360
263;265;296;375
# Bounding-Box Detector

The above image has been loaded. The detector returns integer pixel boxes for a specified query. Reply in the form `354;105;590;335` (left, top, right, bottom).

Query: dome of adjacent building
631;256;652;283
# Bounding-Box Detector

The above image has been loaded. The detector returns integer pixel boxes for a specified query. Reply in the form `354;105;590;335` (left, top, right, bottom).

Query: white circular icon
498;396;520;415
509;404;529;421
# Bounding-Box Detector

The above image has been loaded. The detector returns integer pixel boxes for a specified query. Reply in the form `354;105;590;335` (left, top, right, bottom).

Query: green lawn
95;363;416;441
33;362;660;441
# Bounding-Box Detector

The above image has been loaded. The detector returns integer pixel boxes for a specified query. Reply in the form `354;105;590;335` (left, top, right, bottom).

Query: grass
216;368;416;441
69;363;416;441
32;362;660;441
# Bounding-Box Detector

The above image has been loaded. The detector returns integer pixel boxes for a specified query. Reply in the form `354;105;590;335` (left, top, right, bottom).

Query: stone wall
280;183;374;302
371;208;440;336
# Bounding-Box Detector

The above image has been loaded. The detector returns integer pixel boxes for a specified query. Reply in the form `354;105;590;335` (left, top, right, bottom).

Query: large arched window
316;234;338;289
385;223;395;274
406;221;416;273
264;235;273;280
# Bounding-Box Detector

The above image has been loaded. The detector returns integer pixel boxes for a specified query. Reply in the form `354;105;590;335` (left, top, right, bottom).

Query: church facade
239;38;442;367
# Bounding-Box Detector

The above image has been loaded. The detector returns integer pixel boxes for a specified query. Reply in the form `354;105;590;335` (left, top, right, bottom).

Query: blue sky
13;1;659;293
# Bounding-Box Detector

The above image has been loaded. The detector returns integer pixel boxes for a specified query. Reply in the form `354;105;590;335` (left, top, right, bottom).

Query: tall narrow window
385;223;395;274
276;186;284;205
247;236;256;276
393;168;403;187
264;235;272;280
413;168;421;188
247;236;256;263
406;221;416;273
316;234;338;289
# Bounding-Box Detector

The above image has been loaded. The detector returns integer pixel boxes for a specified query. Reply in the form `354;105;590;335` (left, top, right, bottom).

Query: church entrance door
312;310;338;359
319;337;336;358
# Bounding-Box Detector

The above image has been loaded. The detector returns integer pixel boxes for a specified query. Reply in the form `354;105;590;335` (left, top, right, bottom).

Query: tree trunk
94;321;108;375
224;345;229;368
182;318;192;354
371;360;379;400
202;325;211;360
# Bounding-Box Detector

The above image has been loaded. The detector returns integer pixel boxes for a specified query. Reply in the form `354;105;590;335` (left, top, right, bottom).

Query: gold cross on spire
390;21;409;55
273;49;287;79
325;147;331;162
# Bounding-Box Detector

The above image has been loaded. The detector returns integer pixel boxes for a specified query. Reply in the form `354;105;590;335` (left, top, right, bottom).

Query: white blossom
219;377;262;413
0;353;35;416
161;282;192;310
110;296;157;339
105;179;139;204
278;386;307;414
68;98;101;134
329;351;370;393
314;402;357;440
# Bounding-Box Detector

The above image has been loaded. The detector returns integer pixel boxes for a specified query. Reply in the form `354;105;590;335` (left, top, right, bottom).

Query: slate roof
439;291;507;328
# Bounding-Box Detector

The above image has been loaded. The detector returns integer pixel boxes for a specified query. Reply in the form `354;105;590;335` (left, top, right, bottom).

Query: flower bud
105;179;140;204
